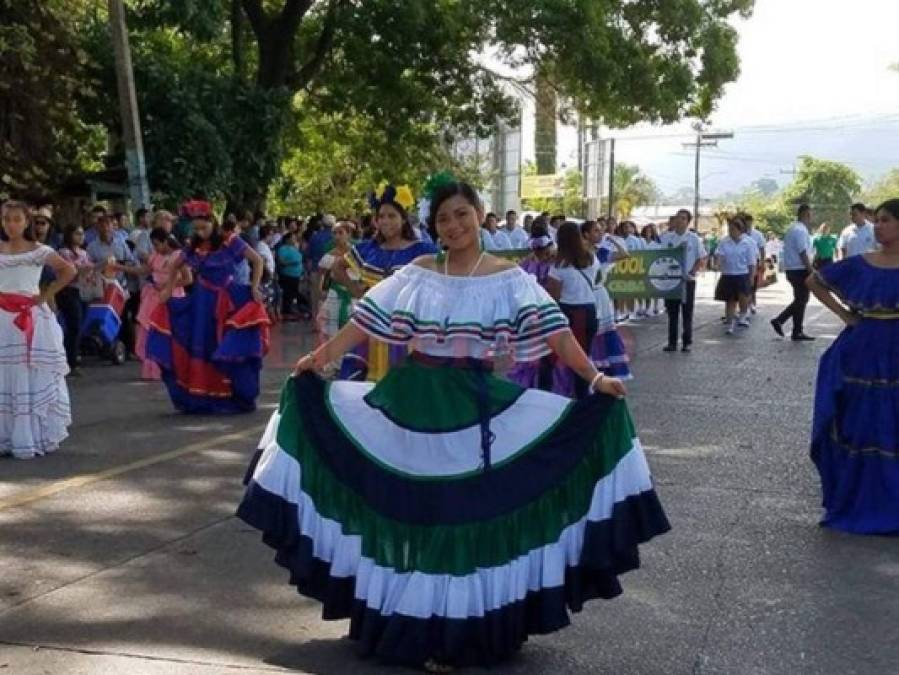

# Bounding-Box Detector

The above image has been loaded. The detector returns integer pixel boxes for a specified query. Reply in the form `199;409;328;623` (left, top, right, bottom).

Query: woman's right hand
293;352;318;376
596;376;627;398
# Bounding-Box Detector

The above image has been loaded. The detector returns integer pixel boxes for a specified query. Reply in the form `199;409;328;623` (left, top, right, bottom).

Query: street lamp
683;123;733;228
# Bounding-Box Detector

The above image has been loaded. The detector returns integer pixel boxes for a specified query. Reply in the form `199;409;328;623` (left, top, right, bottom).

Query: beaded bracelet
590;371;604;392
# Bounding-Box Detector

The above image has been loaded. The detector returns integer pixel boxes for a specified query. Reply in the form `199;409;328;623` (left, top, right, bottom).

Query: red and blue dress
147;236;269;414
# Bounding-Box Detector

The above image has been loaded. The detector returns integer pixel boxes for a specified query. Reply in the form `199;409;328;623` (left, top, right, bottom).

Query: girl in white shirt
714;217;757;334
546;222;631;399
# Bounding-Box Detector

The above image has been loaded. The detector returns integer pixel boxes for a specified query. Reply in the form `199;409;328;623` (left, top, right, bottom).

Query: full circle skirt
238;358;669;667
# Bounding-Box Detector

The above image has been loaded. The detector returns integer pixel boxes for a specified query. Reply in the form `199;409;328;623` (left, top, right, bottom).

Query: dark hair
426;181;483;231
506;210;517;217
530;220;549;239
876;198;899;221
850;202;866;214
550;214;566;226
61;223;84;250
259;224;274;240
729;216;747;234
150;226;181;250
135;207;149;220
676;209;692;222
580;220;598;236
189;221;224;251
90;205;107;215
0;200;35;241
375;202;416;243
555;221;593;269
486;212;497;220
797;203;811;219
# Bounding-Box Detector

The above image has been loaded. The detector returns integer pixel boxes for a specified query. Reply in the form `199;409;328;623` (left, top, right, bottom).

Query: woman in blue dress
806;198;899;534
331;184;437;381
147;200;269;414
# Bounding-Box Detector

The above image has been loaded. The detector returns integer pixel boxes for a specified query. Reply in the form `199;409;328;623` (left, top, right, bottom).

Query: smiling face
875;207;899;247
376;203;404;242
434;194;483;252
1;205;29;241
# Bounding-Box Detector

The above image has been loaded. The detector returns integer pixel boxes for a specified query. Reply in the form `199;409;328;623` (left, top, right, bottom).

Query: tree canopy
5;0;754;209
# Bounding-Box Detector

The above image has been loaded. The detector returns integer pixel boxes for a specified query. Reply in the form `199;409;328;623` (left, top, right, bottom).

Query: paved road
1;275;897;675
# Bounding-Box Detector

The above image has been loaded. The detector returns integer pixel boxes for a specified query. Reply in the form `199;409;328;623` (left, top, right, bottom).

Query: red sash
0;292;36;360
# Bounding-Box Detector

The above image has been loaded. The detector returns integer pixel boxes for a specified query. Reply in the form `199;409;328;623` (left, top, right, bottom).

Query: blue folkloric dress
812;256;899;534
338;239;437;381
238;264;669;668
147;236;270;414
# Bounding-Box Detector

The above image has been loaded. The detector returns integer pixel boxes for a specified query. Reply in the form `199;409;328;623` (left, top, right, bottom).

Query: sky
520;0;899;199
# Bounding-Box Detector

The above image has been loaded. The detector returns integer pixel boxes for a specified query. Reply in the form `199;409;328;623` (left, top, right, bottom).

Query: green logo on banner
606;246;685;299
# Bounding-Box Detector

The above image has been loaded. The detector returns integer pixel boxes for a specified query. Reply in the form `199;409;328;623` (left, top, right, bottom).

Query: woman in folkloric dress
239;181;669;670
0;201;76;459
148;200;269;414
329;183;437;381
806;198;899;534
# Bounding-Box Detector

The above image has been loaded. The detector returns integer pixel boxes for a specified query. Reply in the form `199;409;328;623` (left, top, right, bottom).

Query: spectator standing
812;223;838;269
744;214;766;313
130;207;153;263
504;210;529;248
660;209;707;352
255;224;278;323
838;203;877;258
307;214;334;315
276;231;307;320
771;204;815;341
86;214;142;355
56;224;94;375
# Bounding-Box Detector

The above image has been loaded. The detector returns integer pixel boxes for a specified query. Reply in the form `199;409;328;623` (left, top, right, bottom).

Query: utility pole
109;0;150;208
606;137;616;219
684;123;733;227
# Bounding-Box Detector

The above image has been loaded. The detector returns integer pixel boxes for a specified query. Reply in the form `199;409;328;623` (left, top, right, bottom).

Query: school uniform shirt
716;235;756;275
256;240;275;277
782;222;813;271
747;228;766;256
506;226;529;249
480;229;497;251
625;234;645;251
838;221;876;258
658;230;707;280
489;229;513;250
548;256;602;305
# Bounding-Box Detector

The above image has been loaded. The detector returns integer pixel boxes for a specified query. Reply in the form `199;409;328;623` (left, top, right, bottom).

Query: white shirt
658;230;707;280
0;245;54;294
765;238;782;259
716;235;756;275
838;221;876;258
782;222;812;271
480;229;496;251
505;226;529;249
747;228;766;255
625;234;644;251
256;241;275;276
488;229;513;250
548;256;602;305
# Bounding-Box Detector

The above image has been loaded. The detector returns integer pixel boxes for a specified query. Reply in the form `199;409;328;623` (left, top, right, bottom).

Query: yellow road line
0;429;256;512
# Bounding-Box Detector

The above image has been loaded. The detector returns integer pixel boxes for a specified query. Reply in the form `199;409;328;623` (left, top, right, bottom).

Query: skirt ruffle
811;328;899;534
0;307;70;459
147;283;269;414
238;366;668;667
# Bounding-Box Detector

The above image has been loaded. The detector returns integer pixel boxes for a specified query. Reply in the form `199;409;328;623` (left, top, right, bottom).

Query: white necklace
444;249;486;277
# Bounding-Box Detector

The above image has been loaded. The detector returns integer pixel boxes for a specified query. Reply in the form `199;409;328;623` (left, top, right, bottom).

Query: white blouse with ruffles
350;264;570;362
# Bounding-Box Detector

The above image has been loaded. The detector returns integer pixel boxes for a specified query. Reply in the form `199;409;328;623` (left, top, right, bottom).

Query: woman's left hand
596;376;627;398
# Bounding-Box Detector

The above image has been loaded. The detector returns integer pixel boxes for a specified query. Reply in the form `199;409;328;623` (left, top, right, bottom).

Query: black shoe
791;333;815;341
663;344;677;352
681;344;691;353
770;319;785;337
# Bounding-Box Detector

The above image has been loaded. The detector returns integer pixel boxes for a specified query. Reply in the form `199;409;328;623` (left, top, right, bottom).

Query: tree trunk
534;68;557;176
231;0;246;81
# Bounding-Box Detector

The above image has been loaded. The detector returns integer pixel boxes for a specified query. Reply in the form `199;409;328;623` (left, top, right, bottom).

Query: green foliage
720;156;863;236
268;110;488;216
0;0;105;199
781;156;862;228
613;163;660;218
520;162;584;217
862;168;899;209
